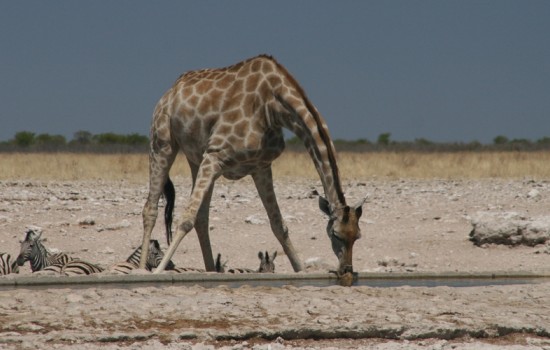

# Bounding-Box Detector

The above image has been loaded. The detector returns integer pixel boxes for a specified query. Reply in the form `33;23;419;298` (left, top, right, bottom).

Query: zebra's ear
271;251;277;261
258;251;265;261
151;240;160;249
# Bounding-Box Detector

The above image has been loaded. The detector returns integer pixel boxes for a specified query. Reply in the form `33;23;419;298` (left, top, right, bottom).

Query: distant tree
72;130;93;144
536;137;550;146
493;135;509;145
93;133;125;144
35;133;66;146
377;132;391;146
124;133;149;145
356;138;370;144
414;138;433;146
13;131;35;147
510;138;531;146
466;140;483;150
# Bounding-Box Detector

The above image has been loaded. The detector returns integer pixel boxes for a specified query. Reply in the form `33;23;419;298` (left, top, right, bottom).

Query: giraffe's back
154;55;291;178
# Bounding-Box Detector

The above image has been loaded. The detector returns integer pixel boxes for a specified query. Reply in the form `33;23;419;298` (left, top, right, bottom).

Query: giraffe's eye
332;232;345;242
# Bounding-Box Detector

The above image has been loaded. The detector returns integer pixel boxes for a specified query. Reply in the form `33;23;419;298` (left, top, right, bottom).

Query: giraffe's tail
163;176;175;245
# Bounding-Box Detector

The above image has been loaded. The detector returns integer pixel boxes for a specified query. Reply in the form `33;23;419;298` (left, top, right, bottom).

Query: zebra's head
147;240;175;271
16;228;44;267
258;251;277;273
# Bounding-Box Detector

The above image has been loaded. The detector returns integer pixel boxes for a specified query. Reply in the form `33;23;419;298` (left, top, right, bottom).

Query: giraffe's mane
267;56;346;205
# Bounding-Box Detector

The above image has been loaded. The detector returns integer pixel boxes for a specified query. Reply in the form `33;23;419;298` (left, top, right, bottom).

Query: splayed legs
252;167;303;272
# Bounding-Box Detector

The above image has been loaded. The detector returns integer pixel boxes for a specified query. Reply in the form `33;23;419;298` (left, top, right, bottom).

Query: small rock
66;294;84;303
97;220;131;232
469;211;550;246
78;216;96;226
244;215;266;225
527;189;541;201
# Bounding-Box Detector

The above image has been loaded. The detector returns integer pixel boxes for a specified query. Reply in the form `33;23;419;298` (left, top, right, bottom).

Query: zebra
169;253;225;273
0;252;19;275
16;229;73;272
109;240;175;274
61;260;105;276
36;263;65;275
226;251;277;274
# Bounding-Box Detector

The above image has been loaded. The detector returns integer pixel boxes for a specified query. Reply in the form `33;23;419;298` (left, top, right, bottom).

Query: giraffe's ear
319;196;331;216
355;205;362;219
354;197;368;219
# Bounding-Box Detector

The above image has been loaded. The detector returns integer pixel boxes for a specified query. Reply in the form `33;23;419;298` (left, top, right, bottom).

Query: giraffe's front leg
252;167;303;272
154;154;222;273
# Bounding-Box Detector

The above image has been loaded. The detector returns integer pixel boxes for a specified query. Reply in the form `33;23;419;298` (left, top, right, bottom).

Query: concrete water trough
1;271;549;290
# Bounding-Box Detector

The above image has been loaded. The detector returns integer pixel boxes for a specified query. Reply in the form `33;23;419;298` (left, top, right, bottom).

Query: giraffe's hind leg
252;166;303;272
140;114;177;269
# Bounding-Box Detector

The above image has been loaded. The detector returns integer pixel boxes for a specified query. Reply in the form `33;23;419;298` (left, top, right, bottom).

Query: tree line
1;130;550;153
0;131;148;153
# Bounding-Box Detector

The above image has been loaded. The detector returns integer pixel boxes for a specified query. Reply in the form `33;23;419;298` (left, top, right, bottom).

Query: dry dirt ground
1;177;549;349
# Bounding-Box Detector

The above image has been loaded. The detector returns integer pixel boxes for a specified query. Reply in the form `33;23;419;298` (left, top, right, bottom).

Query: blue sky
1;1;549;143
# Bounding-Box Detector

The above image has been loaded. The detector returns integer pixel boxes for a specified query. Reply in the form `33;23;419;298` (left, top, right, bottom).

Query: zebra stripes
166;253;224;274
10;230;278;277
34;260;104;276
224;251;277;274
109;240;175;274
16;229;73;272
0;253;19;275
61;260;105;276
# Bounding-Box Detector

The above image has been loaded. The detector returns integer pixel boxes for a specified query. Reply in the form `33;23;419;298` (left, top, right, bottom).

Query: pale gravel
1;177;549;349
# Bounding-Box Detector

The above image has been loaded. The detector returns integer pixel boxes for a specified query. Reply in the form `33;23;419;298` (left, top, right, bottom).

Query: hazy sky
1;1;549;143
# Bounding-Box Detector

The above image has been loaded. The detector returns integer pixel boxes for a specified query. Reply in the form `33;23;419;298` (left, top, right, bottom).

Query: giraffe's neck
274;95;346;209
260;57;346;209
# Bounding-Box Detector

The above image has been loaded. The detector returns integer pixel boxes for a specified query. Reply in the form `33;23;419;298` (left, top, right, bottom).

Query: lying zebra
16;228;73;272
168;253;224;273
0;252;19;275
59;260;105;276
108;240;175;274
220;251;277;274
37;240;173;276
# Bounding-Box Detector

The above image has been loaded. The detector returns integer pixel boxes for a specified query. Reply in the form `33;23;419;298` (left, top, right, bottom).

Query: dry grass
1;151;549;182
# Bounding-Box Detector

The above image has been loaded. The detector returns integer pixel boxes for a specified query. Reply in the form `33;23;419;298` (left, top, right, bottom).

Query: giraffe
140;55;365;276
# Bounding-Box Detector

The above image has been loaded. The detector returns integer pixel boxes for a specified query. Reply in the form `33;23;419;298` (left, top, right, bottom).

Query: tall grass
1;151;549;182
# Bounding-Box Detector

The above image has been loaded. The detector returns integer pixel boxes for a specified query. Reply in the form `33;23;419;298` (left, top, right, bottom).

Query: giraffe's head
319;196;364;276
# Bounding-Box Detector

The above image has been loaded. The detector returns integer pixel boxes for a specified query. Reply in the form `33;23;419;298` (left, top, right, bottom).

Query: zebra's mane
24;229;40;242
24;229;51;257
